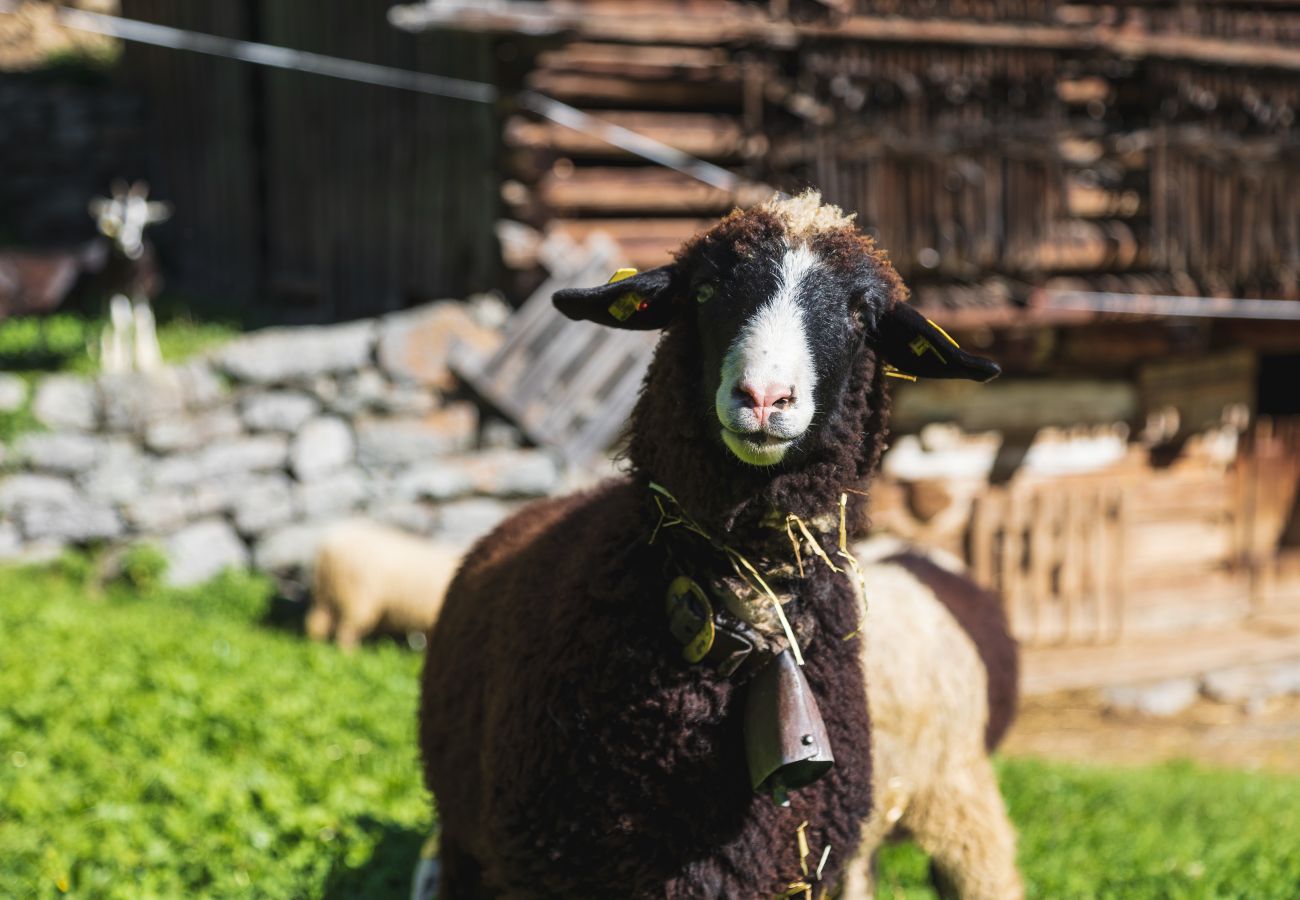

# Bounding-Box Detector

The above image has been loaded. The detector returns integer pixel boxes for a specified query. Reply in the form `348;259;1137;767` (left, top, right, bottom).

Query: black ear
878;302;1000;382
553;265;678;330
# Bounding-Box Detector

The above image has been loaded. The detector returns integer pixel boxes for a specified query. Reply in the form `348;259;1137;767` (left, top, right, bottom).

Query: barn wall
118;0;499;323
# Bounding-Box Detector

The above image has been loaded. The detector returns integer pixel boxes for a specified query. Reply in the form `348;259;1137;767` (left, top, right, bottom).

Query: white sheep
306;519;465;650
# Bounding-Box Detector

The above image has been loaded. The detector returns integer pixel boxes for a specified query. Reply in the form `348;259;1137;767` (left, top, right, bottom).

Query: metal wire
25;5;744;192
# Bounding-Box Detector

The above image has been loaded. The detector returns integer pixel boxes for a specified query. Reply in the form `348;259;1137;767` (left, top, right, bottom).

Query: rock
289;417;354;481
367;501;439;536
12;431;110;474
189;472;289;518
1202;661;1300;704
0;373;28;413
18;496;122;543
231;473;295;536
468;449;559;497
144;409;244;453
395;450;559;502
152;435;289;488
122;492;191;533
241;391;320;433
394;463;474;502
354;404;478;468
380;384;437;416
1104;677;1199;717
253;520;337;574
32;375;98;431
216;320;376;385
433;497;514;542
377;301;502;390
330;368;389;416
174;361;227;409
481;418;524;450
0;474;78;513
295;469;369;519
98;370;187;432
164;519;249;587
0;520;23;559
77;441;146;504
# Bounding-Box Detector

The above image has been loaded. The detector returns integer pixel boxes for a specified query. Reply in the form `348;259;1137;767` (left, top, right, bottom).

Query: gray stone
481;419;524;450
152;435;289;488
470;449;559;497
295;469;370;519
354;405;478;468
122;492;191;533
393;450;559;502
18;496;122;543
1202;661;1300;704
1104;677;1199;717
253;520;337;573
377;301;501;389
0;373;28;413
32;375;98;431
175;361;227;409
189;472;289;518
216;320;376;385
330;368;388;416
12;431;106;474
0;474;78;513
77;441;146;505
231;473;296;537
164;519;249;587
367;501;439;536
379;384;437;416
98;370;187;432
241;391;319;432
144;409;244;454
433;497;513;542
393;463;474;502
0;520;22;559
289;417;354;481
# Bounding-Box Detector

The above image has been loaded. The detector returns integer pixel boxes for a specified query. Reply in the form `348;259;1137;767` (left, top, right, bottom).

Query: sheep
307;519;465;650
418;190;1020;898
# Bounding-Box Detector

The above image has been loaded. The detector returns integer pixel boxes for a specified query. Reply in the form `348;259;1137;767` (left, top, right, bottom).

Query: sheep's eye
851;307;868;329
695;283;716;304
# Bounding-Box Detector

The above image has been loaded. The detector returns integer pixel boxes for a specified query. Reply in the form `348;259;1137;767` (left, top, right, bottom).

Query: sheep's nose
734;382;795;427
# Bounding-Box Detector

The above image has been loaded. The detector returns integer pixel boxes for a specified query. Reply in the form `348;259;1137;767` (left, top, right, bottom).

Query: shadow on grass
323;818;428;900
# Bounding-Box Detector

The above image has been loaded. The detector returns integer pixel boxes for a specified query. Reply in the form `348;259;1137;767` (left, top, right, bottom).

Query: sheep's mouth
719;427;798;466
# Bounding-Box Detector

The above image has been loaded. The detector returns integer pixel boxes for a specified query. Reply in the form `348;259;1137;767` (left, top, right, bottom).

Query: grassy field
3;559;1300;898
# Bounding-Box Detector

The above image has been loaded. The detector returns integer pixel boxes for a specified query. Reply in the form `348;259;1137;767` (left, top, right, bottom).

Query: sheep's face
554;192;999;469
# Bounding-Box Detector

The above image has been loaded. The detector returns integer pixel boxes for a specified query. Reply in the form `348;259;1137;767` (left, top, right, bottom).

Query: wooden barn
394;0;1300;689
115;1;499;322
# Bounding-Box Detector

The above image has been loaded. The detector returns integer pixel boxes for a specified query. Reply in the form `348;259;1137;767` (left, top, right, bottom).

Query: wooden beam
390;2;1300;70
506;112;747;159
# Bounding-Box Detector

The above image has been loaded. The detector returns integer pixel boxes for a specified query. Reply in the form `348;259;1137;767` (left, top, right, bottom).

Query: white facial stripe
714;244;820;466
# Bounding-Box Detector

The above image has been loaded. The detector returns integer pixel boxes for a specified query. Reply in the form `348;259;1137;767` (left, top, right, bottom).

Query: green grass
3;560;1300;898
0;559;429;899
0;311;238;377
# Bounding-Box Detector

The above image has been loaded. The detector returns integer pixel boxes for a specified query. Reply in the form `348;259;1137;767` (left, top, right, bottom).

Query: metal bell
743;648;835;806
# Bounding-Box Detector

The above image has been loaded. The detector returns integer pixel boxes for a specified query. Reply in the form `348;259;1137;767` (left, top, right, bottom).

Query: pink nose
735;382;795;427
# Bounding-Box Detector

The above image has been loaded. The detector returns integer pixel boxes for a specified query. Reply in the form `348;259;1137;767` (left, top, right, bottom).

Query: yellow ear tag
665;575;715;664
606;267;643;321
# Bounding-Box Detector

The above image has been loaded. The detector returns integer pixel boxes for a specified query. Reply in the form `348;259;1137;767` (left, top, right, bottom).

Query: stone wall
0;299;564;588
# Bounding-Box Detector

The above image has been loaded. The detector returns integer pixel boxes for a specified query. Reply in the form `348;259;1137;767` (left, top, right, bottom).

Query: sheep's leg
901;757;1022;900
132;297;162;372
102;294;133;373
304;603;336;642
334;607;380;652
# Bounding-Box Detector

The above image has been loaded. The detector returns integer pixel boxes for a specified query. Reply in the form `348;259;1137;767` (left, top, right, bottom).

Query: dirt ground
1003;690;1300;774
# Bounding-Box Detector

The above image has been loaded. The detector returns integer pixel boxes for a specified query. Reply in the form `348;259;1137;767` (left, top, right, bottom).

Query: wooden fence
118;1;498;322
969;418;1300;649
